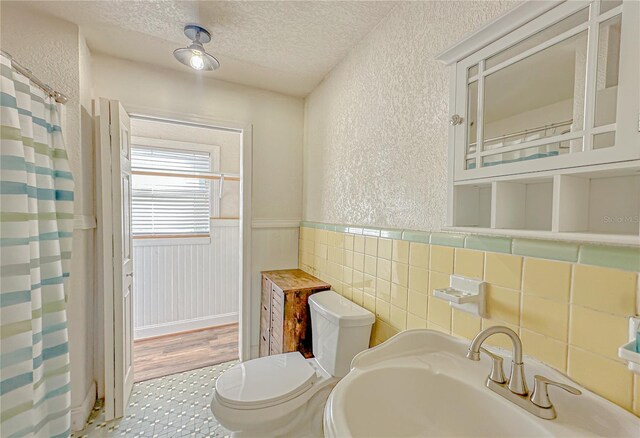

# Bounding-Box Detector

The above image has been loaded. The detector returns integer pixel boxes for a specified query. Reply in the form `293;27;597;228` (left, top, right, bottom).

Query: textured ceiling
22;0;397;96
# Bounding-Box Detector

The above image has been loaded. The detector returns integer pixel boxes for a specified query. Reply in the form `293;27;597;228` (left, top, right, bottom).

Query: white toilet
211;290;375;437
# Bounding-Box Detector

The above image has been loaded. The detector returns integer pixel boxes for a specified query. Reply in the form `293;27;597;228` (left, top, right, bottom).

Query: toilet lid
215;352;317;409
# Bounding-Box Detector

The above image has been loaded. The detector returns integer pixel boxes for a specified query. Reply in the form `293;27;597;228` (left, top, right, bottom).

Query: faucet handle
479;348;506;384
531;375;582;408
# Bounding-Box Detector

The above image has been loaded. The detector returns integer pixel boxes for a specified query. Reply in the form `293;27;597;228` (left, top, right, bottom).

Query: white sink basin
324;330;640;438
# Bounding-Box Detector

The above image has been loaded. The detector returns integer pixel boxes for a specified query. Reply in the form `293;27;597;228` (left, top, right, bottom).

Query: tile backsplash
297;223;640;415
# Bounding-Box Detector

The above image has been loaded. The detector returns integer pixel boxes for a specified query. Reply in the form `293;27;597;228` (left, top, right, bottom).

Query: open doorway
127;116;242;382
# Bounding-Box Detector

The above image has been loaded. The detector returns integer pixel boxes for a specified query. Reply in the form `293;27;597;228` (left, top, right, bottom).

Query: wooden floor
133;324;238;382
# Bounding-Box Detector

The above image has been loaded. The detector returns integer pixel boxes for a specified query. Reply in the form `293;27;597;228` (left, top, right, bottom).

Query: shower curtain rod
1;49;68;104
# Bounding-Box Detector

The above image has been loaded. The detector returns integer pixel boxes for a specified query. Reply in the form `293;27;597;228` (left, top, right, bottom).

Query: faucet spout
466;326;528;395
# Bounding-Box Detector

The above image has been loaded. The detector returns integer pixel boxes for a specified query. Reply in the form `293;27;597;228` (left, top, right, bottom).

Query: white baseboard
134;313;238;340
71;380;96;432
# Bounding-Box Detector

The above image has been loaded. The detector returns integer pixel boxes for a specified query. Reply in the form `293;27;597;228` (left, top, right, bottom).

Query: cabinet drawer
270;333;282;354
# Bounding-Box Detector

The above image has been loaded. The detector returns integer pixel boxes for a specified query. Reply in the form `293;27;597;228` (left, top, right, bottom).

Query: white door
110;101;134;417
98;99;134;419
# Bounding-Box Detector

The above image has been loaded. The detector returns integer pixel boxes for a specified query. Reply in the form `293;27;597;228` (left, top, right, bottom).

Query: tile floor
73;361;237;437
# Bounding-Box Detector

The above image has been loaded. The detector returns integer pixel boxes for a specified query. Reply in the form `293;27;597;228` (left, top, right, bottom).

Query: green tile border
299;221;640;273
512;239;579;263
464;235;512;254
430;232;466;248
579;245;640;272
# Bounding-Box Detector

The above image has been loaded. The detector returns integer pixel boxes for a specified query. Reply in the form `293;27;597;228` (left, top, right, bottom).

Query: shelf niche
553;173;640;236
453;184;491;228
491;180;553;231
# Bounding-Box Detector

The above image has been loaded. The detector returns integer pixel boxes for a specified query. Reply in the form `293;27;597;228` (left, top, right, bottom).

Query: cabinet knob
450;114;464;126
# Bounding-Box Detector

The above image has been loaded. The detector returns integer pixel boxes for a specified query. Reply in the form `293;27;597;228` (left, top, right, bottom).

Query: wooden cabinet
259;269;330;358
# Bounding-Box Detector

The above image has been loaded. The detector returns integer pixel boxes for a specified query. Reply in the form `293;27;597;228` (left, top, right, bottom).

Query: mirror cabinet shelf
440;0;639;245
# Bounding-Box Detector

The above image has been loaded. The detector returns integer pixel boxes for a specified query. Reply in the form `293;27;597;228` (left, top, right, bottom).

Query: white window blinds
131;146;211;237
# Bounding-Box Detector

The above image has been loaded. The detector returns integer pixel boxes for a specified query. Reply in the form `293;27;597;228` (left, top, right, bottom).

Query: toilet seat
215;352;317;410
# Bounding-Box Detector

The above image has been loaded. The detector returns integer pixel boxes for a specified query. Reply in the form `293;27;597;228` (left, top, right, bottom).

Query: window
131;146;211;237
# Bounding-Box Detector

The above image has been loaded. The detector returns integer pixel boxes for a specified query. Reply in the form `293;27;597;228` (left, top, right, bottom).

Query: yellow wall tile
430;245;454;273
363;274;376;296
353;270;364;290
352;289;364;306
391;262;409;287
344;250;353;268
365;236;378;256
371;319;399;345
428;270;450;293
572;264;637;316
315;242;328;260
344;234;354;251
353;252;364;272
522;258;571;302
392;240;410;264
376;298;390;323
486;285;521;325
451;309;481;340
376;278;391;302
522;295;569;342
316;229;328;244
428;296;451;330
378;238;392;260
568;347;633;410
427;321;450;335
377;258;391;281
521;329;567;372
363;292;376;313
391;283;408;310
481;319;520;350
408;266;429;293
390;305;407;331
409;242;429;268
485;253;522;290
343;267;353;286
342;286;353;300
407;313;427;329
569;305;628;360
364;255;377;276
408;289;428;318
328;246;343;264
354;235;365;254
328;231;343;248
454;248;484;279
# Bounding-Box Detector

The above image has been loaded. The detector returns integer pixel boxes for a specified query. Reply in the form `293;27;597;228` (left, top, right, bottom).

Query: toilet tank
308;291;375;378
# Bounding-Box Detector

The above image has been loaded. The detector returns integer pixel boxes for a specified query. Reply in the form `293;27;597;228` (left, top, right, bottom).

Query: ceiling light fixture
174;24;220;71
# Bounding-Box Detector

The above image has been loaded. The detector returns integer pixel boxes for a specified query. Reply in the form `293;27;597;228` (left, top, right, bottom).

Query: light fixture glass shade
173;43;220;71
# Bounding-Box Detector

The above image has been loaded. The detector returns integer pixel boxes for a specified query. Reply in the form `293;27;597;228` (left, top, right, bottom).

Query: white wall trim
436;0;561;65
74;214;96;230
252;218;301;228
70;381;96;432
211;218;241;227
134;313;238;340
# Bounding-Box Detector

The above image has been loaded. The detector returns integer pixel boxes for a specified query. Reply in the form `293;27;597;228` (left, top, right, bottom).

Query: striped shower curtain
0;54;74;437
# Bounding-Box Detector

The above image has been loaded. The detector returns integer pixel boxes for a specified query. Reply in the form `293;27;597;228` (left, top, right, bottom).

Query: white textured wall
303;1;519;231
0;2;96;419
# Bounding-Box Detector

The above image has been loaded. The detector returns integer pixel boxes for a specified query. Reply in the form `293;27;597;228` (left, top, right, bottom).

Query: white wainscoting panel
250;226;300;355
133;223;240;339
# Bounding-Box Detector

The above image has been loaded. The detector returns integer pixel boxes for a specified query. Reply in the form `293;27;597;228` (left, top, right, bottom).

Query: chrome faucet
466;326;581;420
467;325;528;395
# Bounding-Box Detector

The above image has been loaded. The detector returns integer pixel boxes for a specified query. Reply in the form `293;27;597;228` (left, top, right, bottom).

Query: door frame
96;101;253;420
